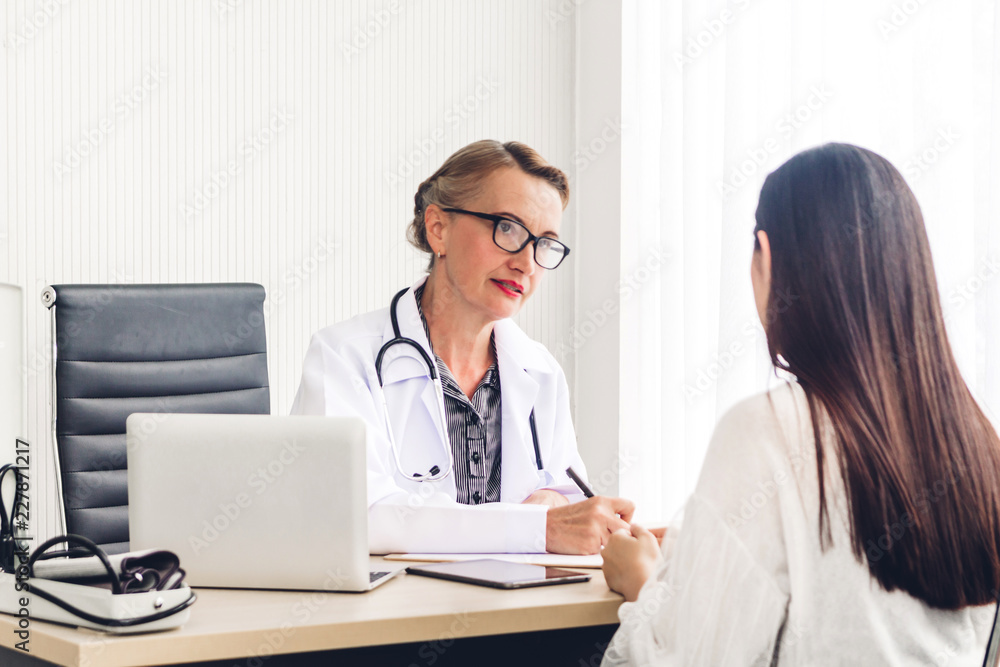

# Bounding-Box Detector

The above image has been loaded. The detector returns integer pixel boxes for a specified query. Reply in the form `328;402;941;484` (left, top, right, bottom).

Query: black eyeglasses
441;208;571;270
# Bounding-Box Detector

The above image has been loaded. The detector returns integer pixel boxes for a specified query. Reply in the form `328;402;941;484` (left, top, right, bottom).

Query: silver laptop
126;413;402;592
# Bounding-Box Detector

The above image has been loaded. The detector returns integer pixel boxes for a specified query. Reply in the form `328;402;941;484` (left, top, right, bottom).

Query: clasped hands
522;489;665;602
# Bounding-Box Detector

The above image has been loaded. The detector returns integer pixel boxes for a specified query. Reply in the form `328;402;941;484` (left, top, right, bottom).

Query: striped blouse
414;284;503;505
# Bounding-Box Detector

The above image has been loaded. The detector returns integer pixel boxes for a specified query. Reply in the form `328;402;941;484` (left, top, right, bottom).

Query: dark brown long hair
754;143;1000;609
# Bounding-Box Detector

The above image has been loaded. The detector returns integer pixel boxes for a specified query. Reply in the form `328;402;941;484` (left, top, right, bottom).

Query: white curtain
620;0;1000;523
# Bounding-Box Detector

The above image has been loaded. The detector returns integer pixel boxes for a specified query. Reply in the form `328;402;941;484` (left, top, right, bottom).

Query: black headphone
0;463;28;574
0;462;196;627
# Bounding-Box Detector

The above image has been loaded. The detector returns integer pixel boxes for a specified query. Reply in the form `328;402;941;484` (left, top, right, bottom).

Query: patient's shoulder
717;381;809;442
702;382;815;483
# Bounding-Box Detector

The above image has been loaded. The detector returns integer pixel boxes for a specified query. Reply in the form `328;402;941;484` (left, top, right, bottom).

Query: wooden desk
0;559;623;667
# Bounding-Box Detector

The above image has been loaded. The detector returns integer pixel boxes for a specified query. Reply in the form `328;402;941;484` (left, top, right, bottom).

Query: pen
566;466;595;498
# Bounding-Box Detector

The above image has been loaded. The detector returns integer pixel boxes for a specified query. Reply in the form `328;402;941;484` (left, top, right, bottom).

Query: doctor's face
435;167;564;322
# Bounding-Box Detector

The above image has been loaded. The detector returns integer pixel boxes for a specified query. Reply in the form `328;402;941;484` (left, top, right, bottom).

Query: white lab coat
290;277;588;554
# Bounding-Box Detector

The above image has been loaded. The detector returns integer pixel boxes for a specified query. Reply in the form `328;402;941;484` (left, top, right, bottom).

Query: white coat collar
377;277;435;386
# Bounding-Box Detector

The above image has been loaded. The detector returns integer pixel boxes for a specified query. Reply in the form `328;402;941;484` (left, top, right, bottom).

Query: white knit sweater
603;382;995;666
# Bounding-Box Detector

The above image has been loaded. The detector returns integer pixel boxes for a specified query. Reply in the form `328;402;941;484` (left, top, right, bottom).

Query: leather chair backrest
46;283;270;554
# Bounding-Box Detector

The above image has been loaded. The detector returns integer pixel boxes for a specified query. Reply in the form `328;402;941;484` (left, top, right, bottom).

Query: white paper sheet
382;553;603;569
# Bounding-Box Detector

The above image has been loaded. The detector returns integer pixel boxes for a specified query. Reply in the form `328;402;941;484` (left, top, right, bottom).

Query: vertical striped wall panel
0;0;577;541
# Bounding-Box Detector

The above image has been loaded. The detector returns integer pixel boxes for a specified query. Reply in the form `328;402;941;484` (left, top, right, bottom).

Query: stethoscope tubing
377;288;455;482
375;287;543;483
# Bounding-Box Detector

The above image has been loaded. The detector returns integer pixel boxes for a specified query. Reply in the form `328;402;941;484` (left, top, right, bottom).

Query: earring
436;252;444;259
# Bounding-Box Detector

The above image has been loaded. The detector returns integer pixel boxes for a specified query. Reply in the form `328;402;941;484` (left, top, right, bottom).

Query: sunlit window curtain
620;0;1000;524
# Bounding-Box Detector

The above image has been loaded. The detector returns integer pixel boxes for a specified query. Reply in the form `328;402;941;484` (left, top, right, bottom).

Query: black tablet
405;559;592;589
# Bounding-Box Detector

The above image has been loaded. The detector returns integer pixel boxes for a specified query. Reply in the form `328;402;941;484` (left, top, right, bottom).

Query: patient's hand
522;489;571;508
602;524;660;602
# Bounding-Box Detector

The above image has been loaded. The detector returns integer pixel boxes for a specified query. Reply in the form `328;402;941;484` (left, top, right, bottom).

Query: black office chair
42;283;271;554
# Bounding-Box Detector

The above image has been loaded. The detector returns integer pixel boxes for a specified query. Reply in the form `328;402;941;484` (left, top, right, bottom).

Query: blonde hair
407;140;570;269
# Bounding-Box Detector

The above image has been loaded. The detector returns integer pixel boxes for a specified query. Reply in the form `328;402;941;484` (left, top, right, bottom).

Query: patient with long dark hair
601;143;1000;665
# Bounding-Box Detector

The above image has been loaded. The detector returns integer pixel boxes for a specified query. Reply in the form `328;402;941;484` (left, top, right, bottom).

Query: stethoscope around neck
375;287;543;483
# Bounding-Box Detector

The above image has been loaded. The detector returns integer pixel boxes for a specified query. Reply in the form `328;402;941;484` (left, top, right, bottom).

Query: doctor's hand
602;524;660;602
521;489;571;509
545;496;635;555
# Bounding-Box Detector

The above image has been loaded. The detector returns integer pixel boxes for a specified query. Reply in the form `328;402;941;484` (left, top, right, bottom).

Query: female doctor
292;140;634;555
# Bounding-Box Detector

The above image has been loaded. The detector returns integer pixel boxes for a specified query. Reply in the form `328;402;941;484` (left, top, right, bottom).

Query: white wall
0;0;579;541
